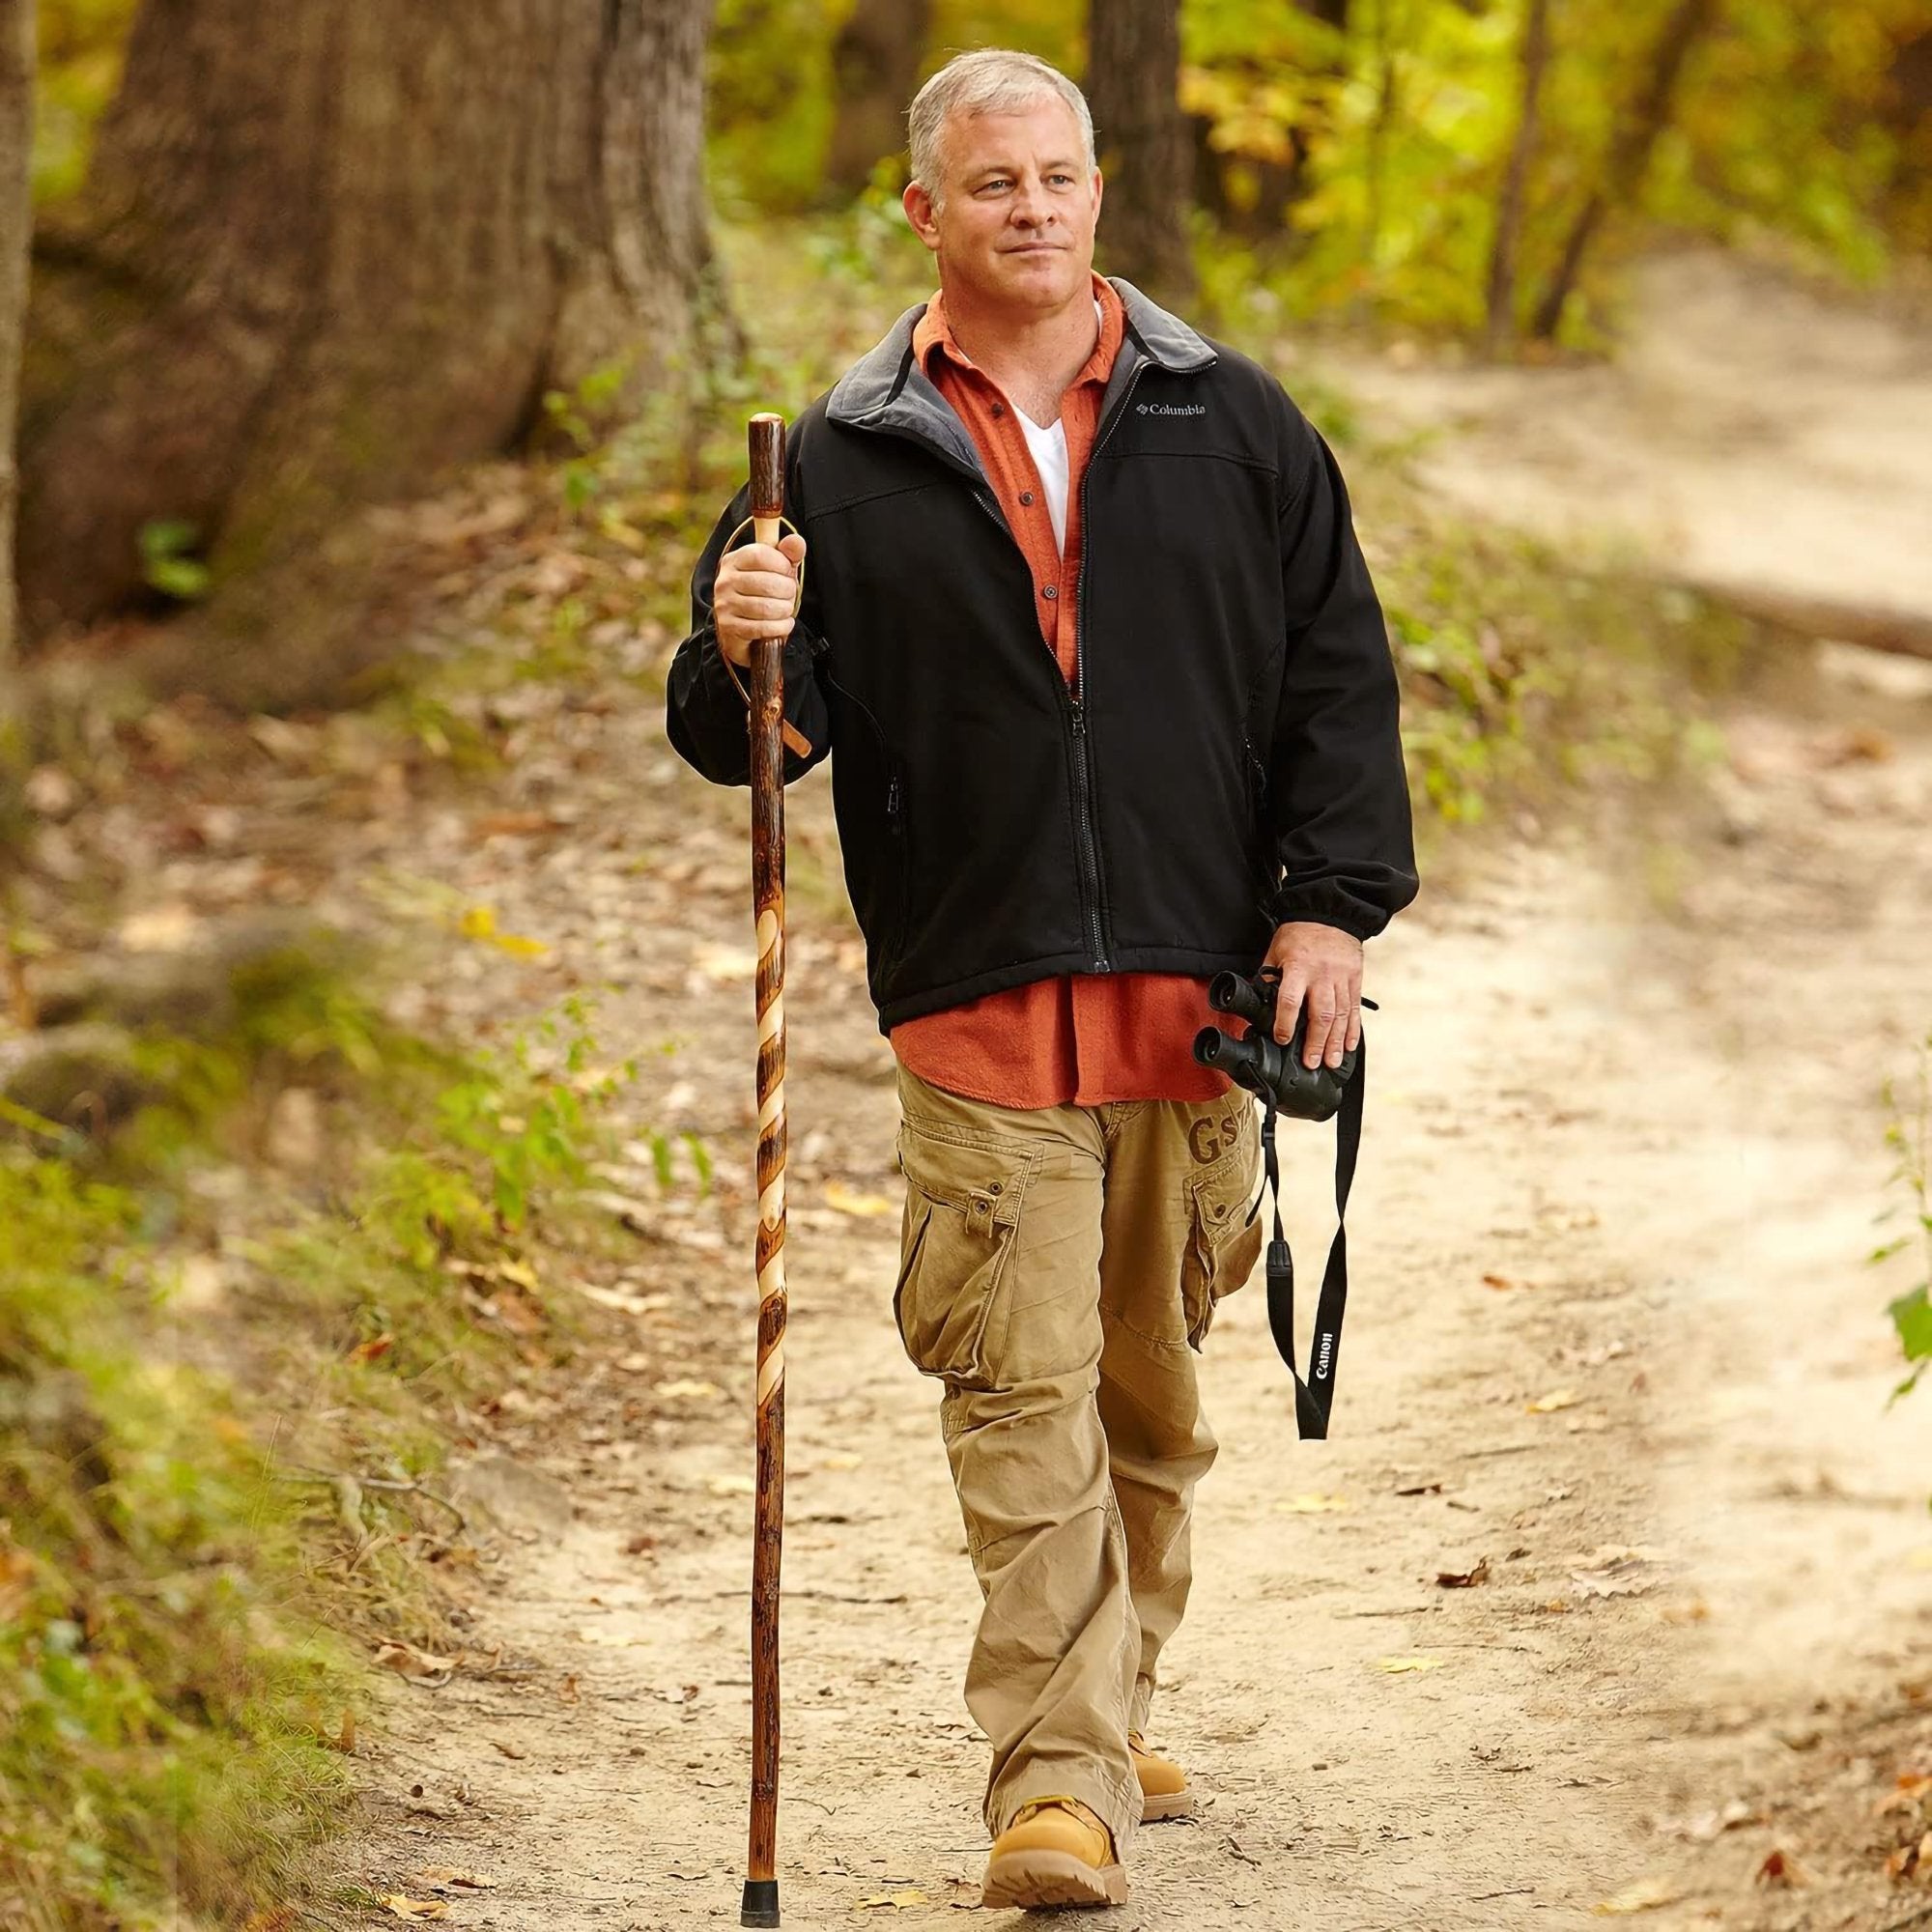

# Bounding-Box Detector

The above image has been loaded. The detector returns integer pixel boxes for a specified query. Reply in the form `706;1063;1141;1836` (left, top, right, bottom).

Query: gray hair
906;50;1096;204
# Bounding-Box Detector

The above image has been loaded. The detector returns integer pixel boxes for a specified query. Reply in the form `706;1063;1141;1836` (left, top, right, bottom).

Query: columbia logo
1138;403;1206;416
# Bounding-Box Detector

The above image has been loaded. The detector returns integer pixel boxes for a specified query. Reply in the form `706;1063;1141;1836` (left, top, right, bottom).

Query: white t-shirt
1018;412;1070;554
1012;297;1102;557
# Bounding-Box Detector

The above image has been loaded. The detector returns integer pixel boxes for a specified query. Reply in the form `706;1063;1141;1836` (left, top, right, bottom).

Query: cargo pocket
1179;1116;1264;1352
893;1119;1042;1389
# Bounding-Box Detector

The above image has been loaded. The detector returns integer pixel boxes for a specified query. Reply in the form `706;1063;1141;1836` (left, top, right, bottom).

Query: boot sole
980;1849;1129;1909
1139;1787;1198;1823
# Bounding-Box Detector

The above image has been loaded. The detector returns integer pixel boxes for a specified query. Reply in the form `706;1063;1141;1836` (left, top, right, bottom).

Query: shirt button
1042;584;1058;600
1020;491;1035;505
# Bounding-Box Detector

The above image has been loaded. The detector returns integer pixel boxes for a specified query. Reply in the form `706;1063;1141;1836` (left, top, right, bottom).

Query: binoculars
1192;968;1371;1121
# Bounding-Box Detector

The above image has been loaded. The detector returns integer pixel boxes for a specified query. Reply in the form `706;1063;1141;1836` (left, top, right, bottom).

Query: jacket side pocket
883;763;910;972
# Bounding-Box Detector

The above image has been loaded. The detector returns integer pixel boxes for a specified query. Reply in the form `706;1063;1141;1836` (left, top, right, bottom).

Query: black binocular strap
1257;1030;1364;1440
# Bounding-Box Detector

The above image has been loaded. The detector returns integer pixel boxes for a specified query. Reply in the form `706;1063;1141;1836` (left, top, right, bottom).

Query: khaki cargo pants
892;1062;1265;1858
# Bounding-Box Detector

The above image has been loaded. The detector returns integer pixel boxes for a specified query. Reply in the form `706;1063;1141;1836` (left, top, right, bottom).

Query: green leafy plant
136;519;212;603
543;357;636;512
426;992;636;1233
1878;1033;1932;1405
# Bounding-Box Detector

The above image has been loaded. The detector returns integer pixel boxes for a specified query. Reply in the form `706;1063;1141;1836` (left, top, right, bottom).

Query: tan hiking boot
980;1796;1128;1909
1129;1731;1198;1823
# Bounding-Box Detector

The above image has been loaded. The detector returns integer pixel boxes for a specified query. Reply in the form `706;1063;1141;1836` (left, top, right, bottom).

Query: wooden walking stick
741;412;789;1931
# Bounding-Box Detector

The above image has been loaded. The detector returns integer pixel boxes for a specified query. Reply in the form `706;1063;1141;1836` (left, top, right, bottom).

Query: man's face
901;96;1103;317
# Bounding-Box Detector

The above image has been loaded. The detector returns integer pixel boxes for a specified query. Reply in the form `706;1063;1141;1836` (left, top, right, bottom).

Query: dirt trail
300;249;1932;1929
304;598;1932;1931
1315;246;1932;622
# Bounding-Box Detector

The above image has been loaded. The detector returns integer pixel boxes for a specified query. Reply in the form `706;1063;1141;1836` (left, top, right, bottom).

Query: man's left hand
1260;923;1365;1069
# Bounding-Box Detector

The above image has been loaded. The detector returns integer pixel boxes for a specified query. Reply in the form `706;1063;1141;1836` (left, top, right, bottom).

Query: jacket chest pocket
893;1122;1041;1389
1179;1117;1264;1351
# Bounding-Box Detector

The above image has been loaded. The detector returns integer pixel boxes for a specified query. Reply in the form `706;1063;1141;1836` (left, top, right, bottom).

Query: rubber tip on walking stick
740;1877;781;1927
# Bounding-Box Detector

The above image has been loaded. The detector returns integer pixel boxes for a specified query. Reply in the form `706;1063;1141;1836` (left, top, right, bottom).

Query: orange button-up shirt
887;274;1229;1109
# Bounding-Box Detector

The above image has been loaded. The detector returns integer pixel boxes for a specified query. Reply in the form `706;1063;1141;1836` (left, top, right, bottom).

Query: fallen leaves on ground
1436;1556;1491;1588
1659;1598;1711;1625
826;1180;895;1217
1657;1798;1759;1841
470;810;565;839
418;1866;497;1890
1888;1831;1932;1882
1483;1272;1537;1291
1376;1656;1444;1674
1876;1771;1932;1816
346;1333;395;1365
856;1890;929;1909
1591;1876;1681;1914
1755;1848;1809;1887
1525;1388;1581;1414
458;904;548;955
656;1378;724;1400
374;1641;459;1683
1570;1548;1669;1599
380;1896;449;1920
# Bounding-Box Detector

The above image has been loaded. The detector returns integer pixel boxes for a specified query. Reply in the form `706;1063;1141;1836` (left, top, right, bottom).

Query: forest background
0;2;1930;1929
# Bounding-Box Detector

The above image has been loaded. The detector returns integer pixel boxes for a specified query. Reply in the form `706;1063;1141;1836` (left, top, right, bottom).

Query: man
667;48;1417;1911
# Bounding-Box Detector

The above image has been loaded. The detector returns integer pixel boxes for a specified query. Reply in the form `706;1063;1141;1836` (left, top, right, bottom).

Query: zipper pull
887;774;903;822
1070;702;1086;736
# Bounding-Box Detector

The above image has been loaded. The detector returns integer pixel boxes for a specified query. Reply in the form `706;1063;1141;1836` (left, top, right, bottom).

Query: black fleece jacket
667;278;1418;1035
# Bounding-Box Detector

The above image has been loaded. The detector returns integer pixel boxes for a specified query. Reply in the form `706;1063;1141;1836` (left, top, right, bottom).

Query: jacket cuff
719;646;815;759
700;625;825;758
1264;881;1391;942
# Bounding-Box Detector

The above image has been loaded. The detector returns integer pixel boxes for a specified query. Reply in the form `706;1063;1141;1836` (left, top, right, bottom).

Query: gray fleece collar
825;276;1217;451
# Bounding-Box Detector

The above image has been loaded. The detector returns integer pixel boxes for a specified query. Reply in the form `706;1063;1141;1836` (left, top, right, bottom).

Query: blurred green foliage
1;1141;354;1930
29;0;136;204
1183;0;1931;338
34;1;1928;339
0;939;668;1927
708;0;1082;213
1878;1035;1932;1407
702;0;1931;341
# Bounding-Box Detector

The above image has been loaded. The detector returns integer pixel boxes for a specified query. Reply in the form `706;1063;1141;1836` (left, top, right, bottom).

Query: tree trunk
826;0;931;198
16;0;717;707
1882;24;1932;239
1362;0;1402;298
1485;0;1551;357
1529;0;1719;341
1088;0;1195;303
0;0;28;683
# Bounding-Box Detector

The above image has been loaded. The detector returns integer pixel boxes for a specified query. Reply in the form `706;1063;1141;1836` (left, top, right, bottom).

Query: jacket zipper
859;374;1148;977
957;438;1108;971
1066;359;1149;973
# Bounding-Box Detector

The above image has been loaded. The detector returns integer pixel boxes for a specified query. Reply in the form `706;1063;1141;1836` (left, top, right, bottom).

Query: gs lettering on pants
1187;1111;1247;1167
